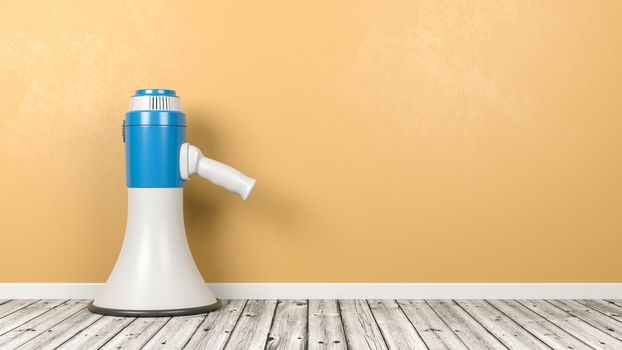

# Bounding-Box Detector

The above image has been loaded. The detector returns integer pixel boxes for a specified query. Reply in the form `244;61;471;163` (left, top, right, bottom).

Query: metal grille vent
129;95;182;112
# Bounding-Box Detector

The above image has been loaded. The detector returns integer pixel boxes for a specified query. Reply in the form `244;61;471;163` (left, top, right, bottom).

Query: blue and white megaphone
88;89;255;316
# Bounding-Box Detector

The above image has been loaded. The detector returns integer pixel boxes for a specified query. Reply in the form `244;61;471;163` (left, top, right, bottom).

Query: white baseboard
1;283;621;299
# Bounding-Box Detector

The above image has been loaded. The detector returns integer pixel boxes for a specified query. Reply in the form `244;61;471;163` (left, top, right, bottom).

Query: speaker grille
129;95;181;112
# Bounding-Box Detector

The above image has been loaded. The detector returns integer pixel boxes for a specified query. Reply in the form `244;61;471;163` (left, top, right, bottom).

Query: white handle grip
180;143;256;201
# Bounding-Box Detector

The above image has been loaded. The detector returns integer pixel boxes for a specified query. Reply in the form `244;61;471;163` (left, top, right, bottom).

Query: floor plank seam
544;299;622;343
576;299;622;325
513;299;601;350
263;299;282;350
605;300;622;310
180;313;209;349
483;300;555;350
304;299;309;350
217;299;249;350
335;299;351;350
394;299;430;350
51;313;104;350
138;316;173;350
218;300;247;350
0;299;68;338
306;300;310;350
423;300;471;350
363;299;391;350
540;299;618;346
0;300;40;321
577;299;622;326
452;299;510;350
98;317;139;349
21;304;89;349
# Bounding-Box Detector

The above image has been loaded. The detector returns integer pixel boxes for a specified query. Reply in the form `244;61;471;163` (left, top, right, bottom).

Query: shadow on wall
183;110;301;240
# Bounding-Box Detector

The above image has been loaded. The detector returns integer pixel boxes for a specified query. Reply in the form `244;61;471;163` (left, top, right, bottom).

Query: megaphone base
87;299;222;317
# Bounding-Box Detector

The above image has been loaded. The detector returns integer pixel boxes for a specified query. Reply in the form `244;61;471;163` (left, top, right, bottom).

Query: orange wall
1;1;621;282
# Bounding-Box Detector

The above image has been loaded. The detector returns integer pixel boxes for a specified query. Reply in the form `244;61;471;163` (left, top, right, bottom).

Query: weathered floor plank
17;308;102;350
427;300;506;349
0;300;88;349
223;299;278;350
1;299;621;350
0;299;65;336
308;299;347;350
56;314;135;349
339;299;387;350
100;317;170;350
141;313;207;349
0;300;38;319
456;299;549;349
548;299;622;341
517;299;622;350
184;299;246;350
397;299;467;350
488;299;591;350
606;300;622;309
266;299;308;350
368;299;427;349
577;299;622;324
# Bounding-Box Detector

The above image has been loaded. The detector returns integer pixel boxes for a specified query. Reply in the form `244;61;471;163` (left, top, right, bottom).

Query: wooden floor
0;299;621;349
